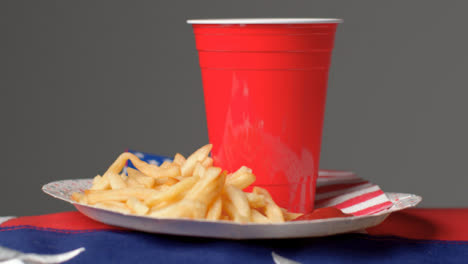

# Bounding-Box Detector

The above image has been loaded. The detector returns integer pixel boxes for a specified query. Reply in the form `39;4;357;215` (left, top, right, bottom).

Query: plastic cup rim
187;18;343;25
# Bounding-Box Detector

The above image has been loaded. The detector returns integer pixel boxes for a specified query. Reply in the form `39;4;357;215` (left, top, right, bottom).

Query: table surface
1;208;468;263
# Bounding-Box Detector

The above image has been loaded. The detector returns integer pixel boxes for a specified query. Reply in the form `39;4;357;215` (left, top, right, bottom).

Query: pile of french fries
72;144;302;223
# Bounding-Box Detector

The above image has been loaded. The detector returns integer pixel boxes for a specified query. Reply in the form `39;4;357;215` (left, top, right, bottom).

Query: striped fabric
2;210;468;264
0;217;15;225
316;171;393;216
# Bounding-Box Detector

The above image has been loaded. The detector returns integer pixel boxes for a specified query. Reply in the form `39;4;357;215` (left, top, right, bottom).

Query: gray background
1;0;467;216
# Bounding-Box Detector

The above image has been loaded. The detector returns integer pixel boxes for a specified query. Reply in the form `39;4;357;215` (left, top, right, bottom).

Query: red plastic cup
188;18;343;213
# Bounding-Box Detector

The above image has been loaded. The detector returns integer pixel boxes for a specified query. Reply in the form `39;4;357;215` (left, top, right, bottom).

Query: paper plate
42;179;421;239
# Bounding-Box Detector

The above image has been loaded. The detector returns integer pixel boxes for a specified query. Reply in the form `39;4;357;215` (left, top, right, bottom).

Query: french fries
145;176;199;207
126;197;149;215
71;144;302;223
245;192;266;208
226;166;255;190
173;153;186;166
90;175;110;190
95;201;131;214
253;187;285;222
206;197;222;220
180;144;212;177
108;172;127;189
223;185;250;223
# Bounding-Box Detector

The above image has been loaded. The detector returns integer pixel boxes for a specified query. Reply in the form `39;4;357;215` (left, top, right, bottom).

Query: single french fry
145;176;199;207
154;177;180;186
71;192;84;203
264;203;285;223
127;168;155;188
136;177;155;188
149;200;171;211
224;185;251;222
281;208;303;221
126;167;143;177
223;199;247;223
181;144;212;177
253;187;284;223
90;175;110;190
154;184;170;192
108;172;127;189
245;192;266;208
173;153;186;166
164;177;179;186
206;197;222;220
79;194;88;204
175;176;185;181
251;209;270;223
109;152;165;179
131;164;181;180
192;162;205;178
126;154;159;177
149;200;207;219
95;201;131;214
153;166;181;179
159;161;171;168
149;202;190;218
201;157;213;168
92;175;102;183
142;176;157;187
233;166;252;174
101;152;159;182
126;177;145;188
102;153;133;176
126;197;149;215
226;167;255;190
253;186;273;200
85;188;158;204
188;200;208;219
153;177;165;185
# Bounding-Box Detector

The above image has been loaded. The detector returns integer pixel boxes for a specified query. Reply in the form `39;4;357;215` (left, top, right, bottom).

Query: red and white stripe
315;170;393;216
